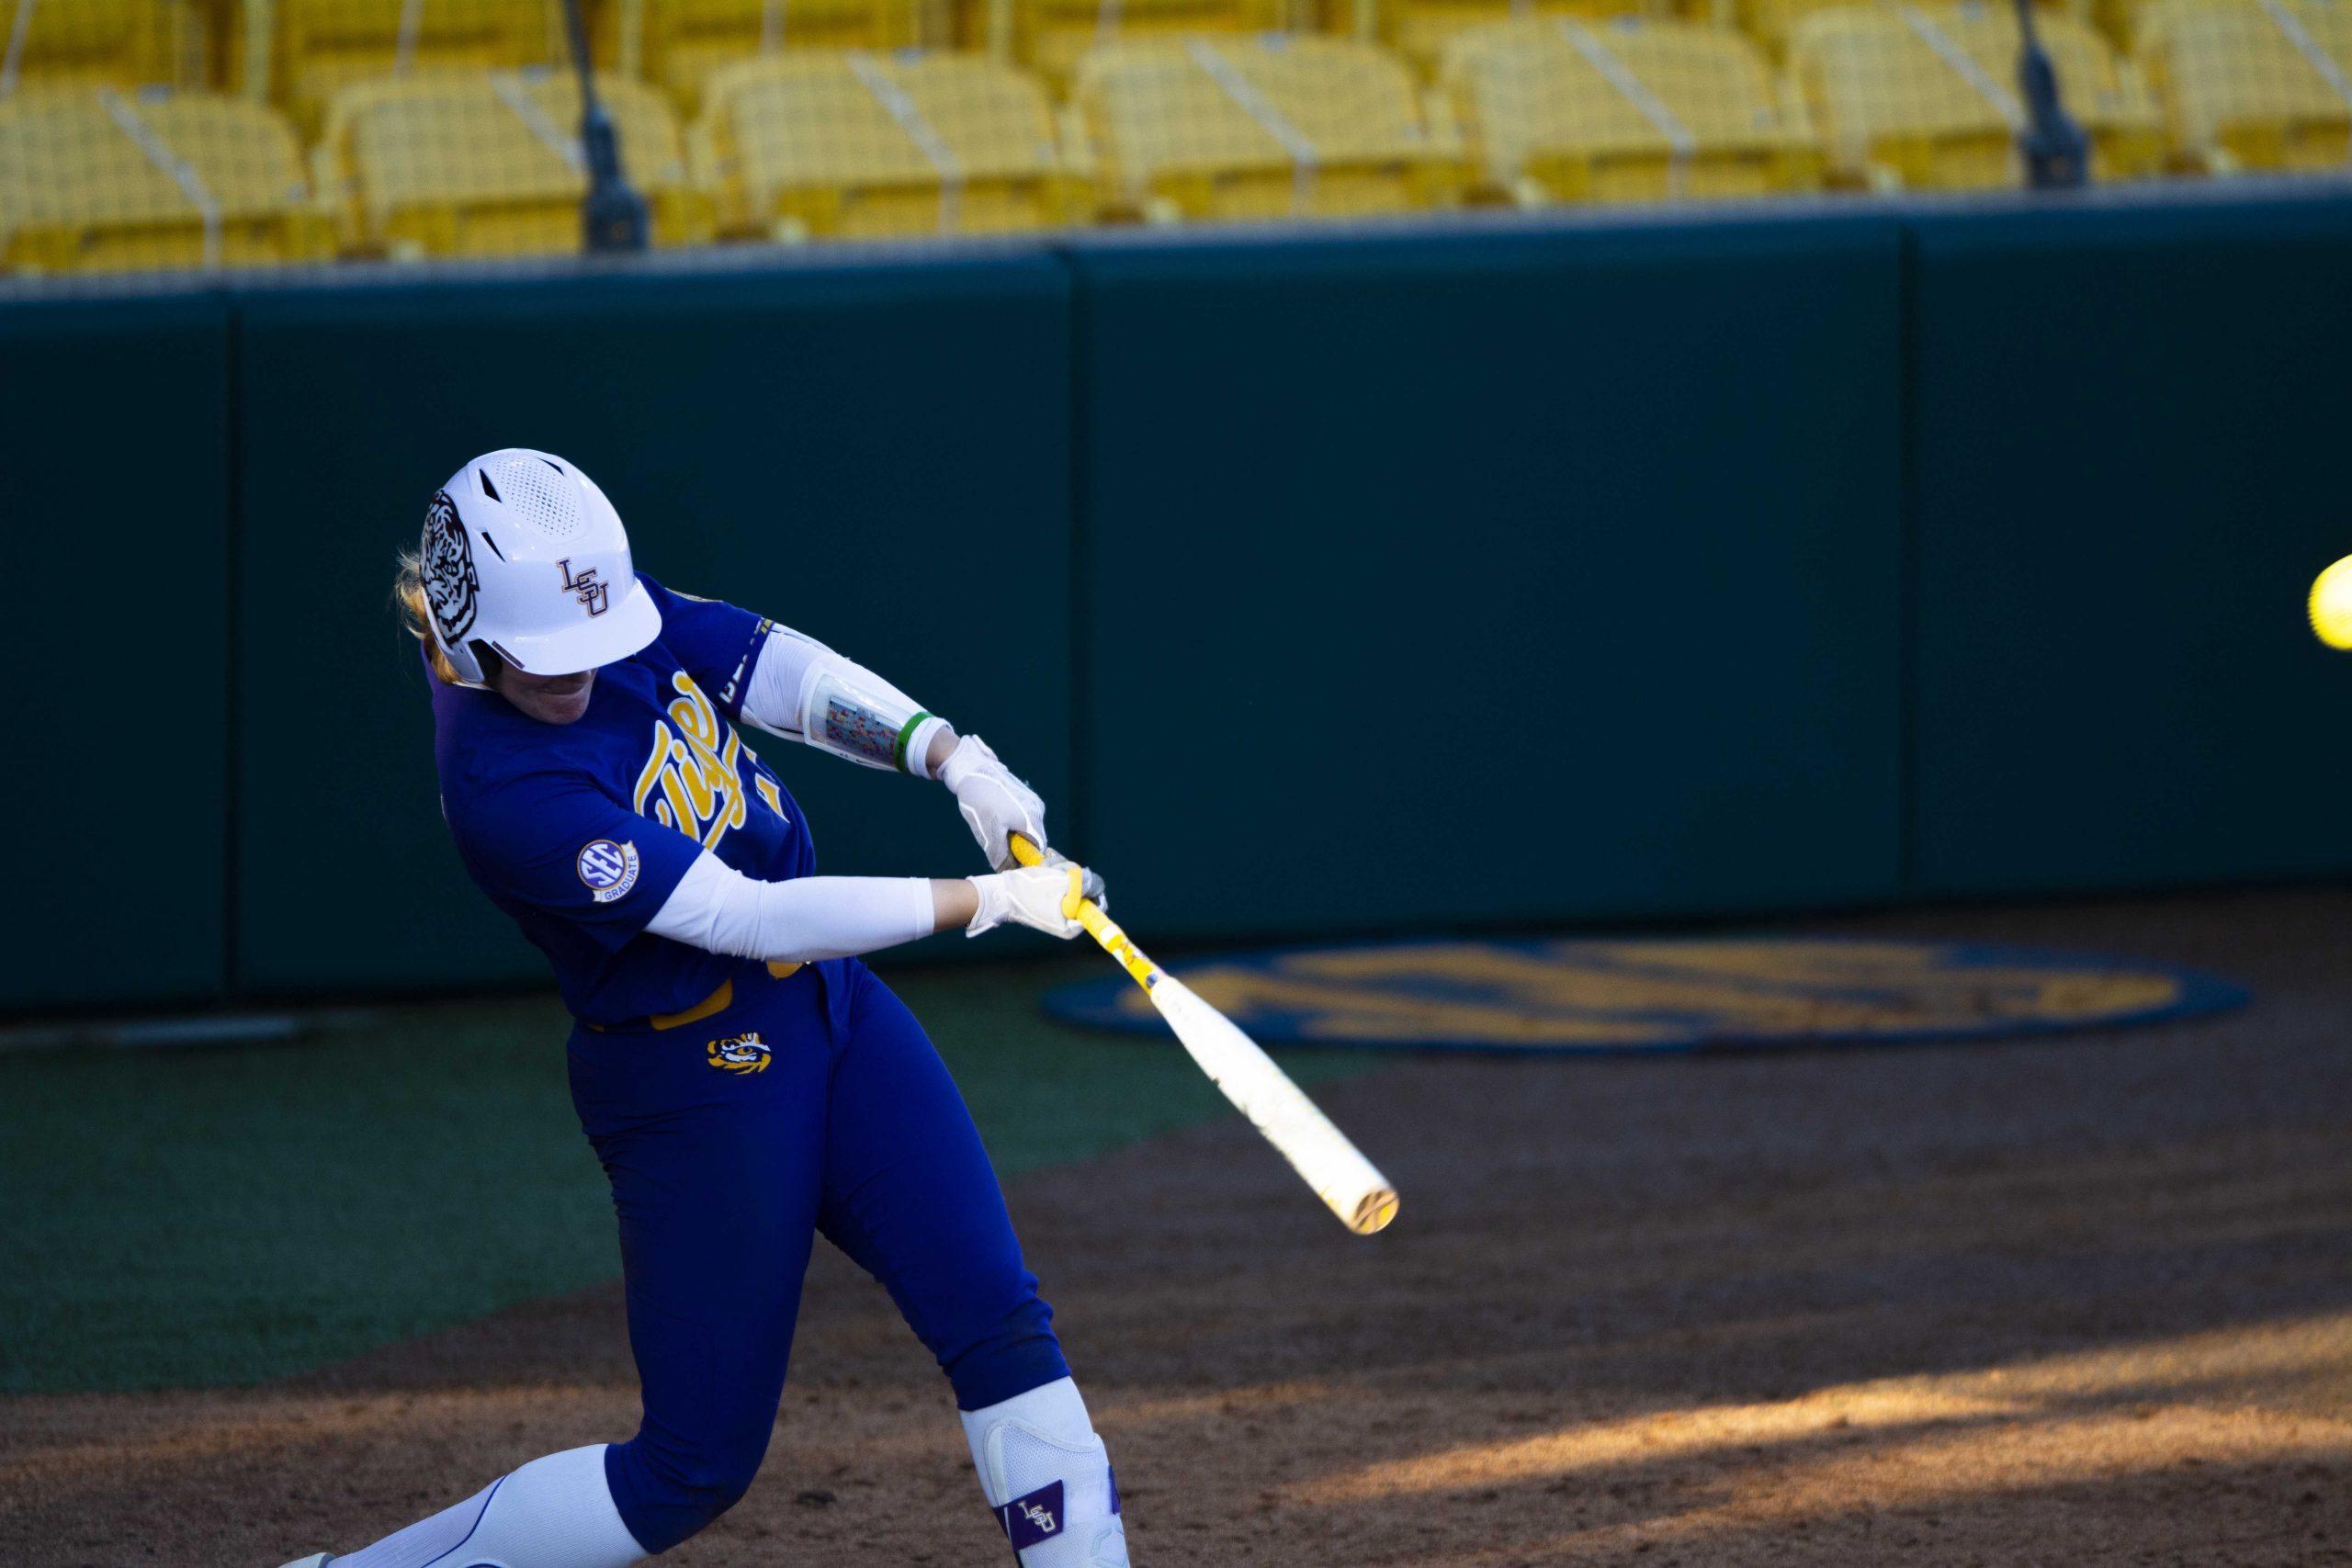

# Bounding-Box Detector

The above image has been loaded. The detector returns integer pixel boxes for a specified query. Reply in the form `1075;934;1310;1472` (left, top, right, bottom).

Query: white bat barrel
1153;977;1400;1235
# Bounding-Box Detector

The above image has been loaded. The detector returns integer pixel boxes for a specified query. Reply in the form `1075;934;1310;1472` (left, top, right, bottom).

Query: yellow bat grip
1006;833;1158;989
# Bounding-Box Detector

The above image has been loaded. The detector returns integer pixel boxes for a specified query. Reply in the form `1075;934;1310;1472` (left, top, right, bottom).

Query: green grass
0;959;1374;1394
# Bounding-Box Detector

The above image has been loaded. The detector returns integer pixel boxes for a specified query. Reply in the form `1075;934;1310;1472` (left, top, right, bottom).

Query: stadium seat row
6;0;2338;109
1;2;2346;273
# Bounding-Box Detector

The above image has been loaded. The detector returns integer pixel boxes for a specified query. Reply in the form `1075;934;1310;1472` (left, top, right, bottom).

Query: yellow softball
2312;555;2352;650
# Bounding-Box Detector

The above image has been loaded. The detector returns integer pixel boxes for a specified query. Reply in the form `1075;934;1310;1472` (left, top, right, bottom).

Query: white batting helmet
418;448;662;687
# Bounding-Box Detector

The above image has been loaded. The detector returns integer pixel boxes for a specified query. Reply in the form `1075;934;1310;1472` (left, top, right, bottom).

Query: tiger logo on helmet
421;489;480;643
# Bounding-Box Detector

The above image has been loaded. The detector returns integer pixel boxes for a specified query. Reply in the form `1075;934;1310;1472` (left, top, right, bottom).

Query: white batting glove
967;863;1106;939
939;734;1049;871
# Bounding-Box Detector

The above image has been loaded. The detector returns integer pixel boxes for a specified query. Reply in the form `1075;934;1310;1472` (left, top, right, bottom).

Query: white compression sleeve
333;1445;644;1568
741;623;953;779
644;852;936;964
740;623;831;738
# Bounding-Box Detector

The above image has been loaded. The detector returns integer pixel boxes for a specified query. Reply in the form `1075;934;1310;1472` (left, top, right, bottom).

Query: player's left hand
967;863;1107;938
939;734;1048;870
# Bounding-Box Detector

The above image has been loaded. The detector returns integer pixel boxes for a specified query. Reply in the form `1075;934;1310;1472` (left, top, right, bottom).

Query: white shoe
277;1556;333;1568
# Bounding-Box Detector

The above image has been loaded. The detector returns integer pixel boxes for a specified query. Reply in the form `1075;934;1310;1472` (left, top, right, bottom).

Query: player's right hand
967;863;1106;939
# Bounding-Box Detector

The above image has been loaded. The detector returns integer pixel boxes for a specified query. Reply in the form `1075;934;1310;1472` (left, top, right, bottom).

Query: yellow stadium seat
1333;0;1659;82
313;68;711;257
0;88;330;273
2087;0;2146;47
0;0;209;93
1792;2;2165;188
2138;0;2352;170
1441;17;1821;202
972;0;1287;90
1742;0;2081;57
237;0;567;134
693;50;1084;238
597;0;930;118
1076;34;1460;221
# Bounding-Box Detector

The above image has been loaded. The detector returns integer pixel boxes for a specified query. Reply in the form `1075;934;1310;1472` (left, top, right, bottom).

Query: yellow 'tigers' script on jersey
631;671;786;851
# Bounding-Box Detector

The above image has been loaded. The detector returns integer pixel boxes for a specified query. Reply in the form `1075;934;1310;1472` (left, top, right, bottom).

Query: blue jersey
428;575;813;1024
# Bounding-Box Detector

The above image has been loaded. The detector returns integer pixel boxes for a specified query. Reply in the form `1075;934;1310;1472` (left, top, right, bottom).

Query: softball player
282;448;1127;1568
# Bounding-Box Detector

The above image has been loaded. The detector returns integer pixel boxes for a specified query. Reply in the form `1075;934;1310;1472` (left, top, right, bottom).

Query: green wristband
892;711;933;774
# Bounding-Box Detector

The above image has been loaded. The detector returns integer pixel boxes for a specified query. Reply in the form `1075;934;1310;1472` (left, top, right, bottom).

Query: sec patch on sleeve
576;840;643;904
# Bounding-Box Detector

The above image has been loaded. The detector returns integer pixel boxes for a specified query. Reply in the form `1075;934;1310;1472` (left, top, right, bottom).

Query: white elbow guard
797;656;949;777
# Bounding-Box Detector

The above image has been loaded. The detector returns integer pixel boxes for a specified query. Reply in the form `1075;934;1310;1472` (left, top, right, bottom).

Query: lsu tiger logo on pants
707;1033;771;1074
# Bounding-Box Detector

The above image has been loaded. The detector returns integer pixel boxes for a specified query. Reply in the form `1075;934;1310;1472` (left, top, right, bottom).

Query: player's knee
605;1427;769;1552
695;1450;763;1520
664;1442;764;1529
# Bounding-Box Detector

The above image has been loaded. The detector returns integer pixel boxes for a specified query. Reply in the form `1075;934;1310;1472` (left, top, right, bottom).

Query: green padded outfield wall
232;254;1073;995
1066;216;1908;937
0;295;233;1010
9;187;2352;1012
1905;194;2352;894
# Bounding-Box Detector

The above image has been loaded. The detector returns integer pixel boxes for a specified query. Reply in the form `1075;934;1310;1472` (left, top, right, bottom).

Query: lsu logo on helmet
707;1033;771;1075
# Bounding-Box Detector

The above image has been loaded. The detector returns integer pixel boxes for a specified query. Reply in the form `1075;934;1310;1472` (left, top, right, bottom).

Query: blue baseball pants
565;957;1069;1554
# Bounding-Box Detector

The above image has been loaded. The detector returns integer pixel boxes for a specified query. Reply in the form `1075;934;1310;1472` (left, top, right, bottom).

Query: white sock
960;1378;1130;1567
334;1445;645;1568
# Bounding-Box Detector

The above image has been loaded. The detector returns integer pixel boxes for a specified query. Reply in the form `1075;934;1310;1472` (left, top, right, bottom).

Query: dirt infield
6;889;2350;1566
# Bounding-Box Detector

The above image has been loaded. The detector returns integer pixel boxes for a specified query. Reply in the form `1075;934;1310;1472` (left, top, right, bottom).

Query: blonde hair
393;548;467;686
